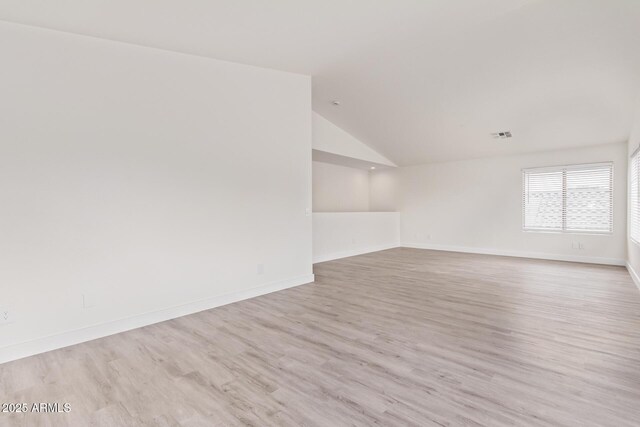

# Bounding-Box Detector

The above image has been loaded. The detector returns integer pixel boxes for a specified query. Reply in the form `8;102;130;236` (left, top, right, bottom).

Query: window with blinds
631;151;640;243
522;163;613;234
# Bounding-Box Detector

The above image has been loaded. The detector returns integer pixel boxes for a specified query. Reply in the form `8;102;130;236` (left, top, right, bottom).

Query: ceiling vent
491;131;512;139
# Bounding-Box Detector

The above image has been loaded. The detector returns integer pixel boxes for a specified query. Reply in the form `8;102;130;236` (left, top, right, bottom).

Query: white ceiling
2;0;639;165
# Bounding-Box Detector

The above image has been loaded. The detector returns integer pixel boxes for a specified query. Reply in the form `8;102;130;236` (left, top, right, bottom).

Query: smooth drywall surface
628;98;640;283
313;161;370;212
312;112;395;166
313;213;400;263
0;22;313;362
372;142;627;265
369;168;399;212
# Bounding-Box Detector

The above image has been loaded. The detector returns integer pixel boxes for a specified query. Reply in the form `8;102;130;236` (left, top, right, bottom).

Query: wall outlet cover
82;294;97;309
0;307;11;325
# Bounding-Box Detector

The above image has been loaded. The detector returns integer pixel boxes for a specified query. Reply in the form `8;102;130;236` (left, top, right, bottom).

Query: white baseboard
402;243;626;266
313;243;400;264
626;262;640;291
0;273;314;365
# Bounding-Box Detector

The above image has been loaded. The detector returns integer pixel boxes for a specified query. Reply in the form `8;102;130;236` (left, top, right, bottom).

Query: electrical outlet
0;307;11;325
257;264;264;275
82;293;96;309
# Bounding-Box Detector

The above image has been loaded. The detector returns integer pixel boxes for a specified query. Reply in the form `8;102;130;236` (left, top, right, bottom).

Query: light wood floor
2;248;640;426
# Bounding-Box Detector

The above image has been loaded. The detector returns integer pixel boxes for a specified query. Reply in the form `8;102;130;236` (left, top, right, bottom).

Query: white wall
312;161;370;212
312;112;395;166
371;142;627;265
312;161;400;262
0;22;313;363
627;98;640;284
369;168;399;212
313;213;400;263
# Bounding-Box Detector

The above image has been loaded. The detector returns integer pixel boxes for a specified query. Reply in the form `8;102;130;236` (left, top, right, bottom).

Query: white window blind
631;150;640;243
522;162;613;234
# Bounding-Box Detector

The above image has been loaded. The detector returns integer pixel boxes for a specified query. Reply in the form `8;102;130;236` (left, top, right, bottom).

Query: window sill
522;230;613;236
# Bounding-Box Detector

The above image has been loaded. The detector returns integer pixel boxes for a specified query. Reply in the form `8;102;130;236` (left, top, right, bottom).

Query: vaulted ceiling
2;0;639;165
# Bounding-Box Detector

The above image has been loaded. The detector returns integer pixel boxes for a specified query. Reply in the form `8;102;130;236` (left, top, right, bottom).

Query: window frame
630;149;640;245
521;162;614;235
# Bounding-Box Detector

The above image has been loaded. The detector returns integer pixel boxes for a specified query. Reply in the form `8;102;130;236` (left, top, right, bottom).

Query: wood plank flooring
1;248;640;426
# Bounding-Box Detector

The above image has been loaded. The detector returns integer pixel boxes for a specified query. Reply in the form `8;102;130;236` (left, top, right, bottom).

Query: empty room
2;1;640;426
